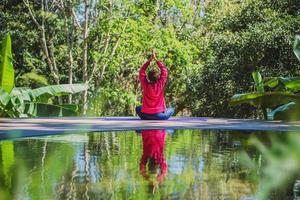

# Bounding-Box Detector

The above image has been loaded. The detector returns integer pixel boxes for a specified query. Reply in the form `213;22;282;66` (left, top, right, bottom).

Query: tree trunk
23;0;62;103
68;44;74;104
59;0;75;104
82;0;90;115
67;15;75;104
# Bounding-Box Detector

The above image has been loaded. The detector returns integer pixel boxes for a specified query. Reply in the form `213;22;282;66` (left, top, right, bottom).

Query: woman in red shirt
136;53;174;120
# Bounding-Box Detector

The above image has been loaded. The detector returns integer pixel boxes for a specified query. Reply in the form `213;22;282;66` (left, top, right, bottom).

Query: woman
136;53;174;120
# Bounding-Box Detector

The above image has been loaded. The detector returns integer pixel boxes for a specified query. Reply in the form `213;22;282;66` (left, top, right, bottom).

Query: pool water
0;129;299;199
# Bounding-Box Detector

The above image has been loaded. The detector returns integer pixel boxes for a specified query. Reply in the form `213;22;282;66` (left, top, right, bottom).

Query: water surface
0;129;298;199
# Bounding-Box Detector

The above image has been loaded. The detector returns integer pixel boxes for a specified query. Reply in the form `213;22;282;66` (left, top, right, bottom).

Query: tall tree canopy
1;0;299;118
187;0;300;118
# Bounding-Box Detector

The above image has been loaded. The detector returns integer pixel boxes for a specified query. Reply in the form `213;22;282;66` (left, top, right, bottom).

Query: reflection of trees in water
5;130;300;199
0;130;254;199
0;138;77;199
192;130;256;200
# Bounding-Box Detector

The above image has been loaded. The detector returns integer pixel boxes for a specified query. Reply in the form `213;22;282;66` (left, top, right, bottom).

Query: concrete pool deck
1;117;300;139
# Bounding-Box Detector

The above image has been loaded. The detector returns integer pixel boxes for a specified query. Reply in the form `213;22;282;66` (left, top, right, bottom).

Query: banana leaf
264;78;279;88
278;77;300;90
264;77;300;90
0;33;14;93
268;102;300;121
229;92;300;108
2;85;86;117
252;71;264;92
294;35;300;61
1;95;24;118
14;84;88;102
10;87;32;102
0;87;10;106
59;104;80;112
0;89;27;117
28;83;88;101
24;103;79;117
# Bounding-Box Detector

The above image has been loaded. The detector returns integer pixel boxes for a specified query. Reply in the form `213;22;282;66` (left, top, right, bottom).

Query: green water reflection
0;129;299;199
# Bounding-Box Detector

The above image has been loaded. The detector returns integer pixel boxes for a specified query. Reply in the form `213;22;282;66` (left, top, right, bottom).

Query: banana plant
0;84;88;117
230;91;300;108
230;35;300;121
0;33;89;117
230;72;300;120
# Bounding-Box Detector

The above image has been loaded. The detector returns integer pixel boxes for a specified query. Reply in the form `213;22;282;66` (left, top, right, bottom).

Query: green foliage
24;103;79;117
0;84;87;117
18;71;48;88
268;102;300;121
265;76;300;90
229;72;300;121
187;0;300;118
23;84;89;102
1;0;202;116
0;141;14;188
229;92;300;108
230;33;300;120
252;71;264;92
294;35;300;61
0;88;10;107
0;31;88;117
1;0;300;118
0;33;14;93
241;132;300;199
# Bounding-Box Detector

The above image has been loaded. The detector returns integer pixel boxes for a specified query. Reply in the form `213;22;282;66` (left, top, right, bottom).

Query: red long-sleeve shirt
139;60;168;114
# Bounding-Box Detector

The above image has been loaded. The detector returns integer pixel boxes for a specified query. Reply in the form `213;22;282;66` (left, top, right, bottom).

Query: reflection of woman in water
139;129;168;192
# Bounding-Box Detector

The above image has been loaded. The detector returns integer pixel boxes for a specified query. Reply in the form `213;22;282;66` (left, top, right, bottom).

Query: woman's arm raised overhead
139;55;153;85
153;53;168;84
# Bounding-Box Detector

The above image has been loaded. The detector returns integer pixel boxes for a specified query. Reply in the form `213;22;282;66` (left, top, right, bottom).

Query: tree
187;0;300;118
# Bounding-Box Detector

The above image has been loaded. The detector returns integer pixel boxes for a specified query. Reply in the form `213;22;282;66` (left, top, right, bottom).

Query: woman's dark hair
146;53;153;60
147;70;160;84
147;157;159;174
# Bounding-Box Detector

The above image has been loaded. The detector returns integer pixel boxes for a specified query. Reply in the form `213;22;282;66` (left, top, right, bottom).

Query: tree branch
24;0;60;84
72;8;82;30
99;19;128;81
23;0;41;29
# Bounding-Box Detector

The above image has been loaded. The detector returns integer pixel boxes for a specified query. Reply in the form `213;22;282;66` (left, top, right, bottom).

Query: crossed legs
136;106;175;120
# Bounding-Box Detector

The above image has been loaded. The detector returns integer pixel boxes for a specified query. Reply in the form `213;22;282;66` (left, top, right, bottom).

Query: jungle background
1;0;300;118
